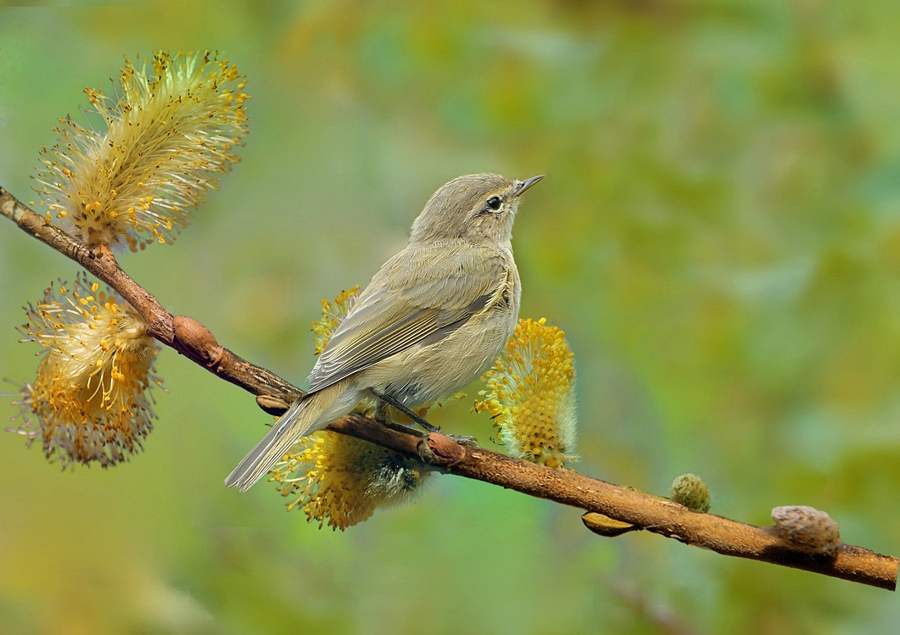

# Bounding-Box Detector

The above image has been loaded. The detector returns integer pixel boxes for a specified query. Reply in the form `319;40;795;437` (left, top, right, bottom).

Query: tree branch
2;185;896;591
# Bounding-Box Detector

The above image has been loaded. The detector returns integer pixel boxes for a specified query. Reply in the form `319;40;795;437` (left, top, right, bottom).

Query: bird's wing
307;243;509;393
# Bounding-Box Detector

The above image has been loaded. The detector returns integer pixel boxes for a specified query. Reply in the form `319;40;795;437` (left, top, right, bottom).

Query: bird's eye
486;196;502;211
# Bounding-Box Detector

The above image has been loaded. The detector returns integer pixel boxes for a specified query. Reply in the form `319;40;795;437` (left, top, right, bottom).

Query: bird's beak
513;175;544;197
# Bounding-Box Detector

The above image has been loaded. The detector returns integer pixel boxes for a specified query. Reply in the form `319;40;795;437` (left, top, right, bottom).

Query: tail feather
225;384;351;492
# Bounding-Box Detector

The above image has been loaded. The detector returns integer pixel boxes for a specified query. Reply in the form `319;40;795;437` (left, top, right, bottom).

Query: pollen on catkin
33;50;249;251
9;273;163;469
270;432;431;530
474;317;577;468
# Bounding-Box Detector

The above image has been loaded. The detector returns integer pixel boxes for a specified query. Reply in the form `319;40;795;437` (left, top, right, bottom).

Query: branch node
582;512;640;537
91;242;117;264
769;505;843;556
256;394;291;416
423;432;466;466
173;315;223;366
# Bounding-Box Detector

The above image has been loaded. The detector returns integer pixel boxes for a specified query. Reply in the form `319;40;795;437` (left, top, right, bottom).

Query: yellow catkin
33;50;249;250
270;431;430;530
11;273;163;469
474;318;577;468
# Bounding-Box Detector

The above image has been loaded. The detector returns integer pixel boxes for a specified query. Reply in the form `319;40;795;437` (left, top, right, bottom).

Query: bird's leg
370;390;441;434
374;398;391;425
370;390;480;448
371;395;425;438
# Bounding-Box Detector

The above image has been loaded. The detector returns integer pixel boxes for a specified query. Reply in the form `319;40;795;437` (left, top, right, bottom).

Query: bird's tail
225;382;355;492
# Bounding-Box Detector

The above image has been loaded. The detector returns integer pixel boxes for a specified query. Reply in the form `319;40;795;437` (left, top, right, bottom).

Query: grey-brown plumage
225;173;542;491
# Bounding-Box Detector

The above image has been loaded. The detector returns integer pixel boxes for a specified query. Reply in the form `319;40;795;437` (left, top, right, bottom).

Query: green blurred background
2;1;899;633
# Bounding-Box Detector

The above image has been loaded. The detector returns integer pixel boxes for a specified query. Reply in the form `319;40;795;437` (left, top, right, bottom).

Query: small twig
2;185;896;591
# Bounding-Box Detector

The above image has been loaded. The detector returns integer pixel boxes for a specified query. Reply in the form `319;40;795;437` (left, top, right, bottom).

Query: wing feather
307;243;508;393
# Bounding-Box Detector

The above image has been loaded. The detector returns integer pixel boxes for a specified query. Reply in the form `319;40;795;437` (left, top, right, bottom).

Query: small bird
225;173;542;491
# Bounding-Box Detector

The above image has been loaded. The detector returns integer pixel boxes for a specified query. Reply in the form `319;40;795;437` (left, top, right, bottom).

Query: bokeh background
2;1;899;633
